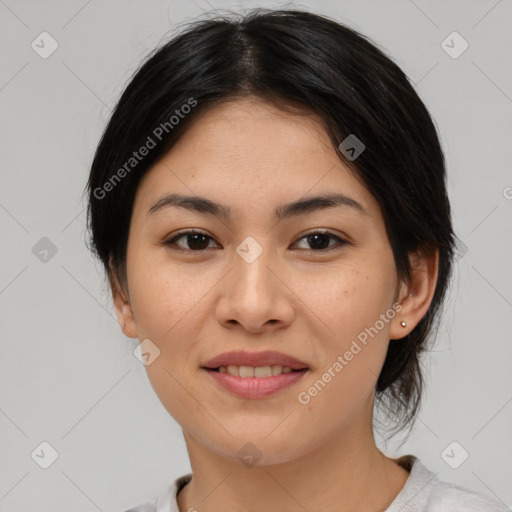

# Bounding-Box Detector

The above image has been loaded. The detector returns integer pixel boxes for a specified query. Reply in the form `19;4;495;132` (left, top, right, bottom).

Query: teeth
219;365;297;377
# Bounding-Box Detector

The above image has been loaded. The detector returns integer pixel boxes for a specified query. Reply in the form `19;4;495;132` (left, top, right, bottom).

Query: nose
215;242;295;333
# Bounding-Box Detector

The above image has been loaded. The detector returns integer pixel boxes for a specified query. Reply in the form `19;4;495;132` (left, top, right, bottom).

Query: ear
389;246;439;340
109;256;138;339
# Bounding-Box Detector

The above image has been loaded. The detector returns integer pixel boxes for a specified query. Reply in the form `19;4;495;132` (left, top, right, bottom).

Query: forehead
132;97;376;220
174;96;335;159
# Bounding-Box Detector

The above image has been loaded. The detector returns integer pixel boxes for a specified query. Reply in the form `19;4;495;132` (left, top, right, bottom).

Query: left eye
293;230;348;251
163;230;347;252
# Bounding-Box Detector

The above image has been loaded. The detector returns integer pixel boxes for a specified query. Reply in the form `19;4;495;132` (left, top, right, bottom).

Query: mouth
201;349;310;374
200;350;310;397
201;366;309;398
203;365;307;378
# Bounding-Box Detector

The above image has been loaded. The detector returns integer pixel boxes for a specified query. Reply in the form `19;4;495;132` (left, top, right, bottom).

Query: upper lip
202;350;309;370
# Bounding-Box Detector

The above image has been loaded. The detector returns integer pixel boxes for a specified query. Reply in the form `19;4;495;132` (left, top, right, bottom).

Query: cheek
298;261;397;407
127;260;211;423
128;253;211;340
305;261;396;340
295;275;395;432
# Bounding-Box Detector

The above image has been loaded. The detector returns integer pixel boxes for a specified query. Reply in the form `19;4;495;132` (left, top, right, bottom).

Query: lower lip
202;368;309;398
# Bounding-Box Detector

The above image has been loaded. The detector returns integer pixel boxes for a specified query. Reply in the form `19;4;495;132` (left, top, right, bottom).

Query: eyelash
163;229;349;254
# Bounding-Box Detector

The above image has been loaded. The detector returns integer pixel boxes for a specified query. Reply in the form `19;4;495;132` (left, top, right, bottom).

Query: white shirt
123;454;511;511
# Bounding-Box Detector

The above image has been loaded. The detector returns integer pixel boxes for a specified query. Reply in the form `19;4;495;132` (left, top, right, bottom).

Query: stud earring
400;321;407;328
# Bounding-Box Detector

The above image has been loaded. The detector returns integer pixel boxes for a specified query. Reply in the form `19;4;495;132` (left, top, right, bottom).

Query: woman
86;8;509;512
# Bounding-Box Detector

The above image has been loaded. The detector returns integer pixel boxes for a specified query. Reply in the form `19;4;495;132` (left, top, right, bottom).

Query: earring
400;321;407;328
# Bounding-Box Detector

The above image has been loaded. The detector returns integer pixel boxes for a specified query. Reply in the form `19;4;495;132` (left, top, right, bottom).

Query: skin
112;96;439;512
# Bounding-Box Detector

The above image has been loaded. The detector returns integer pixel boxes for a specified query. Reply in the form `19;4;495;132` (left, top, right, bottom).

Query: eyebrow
146;192;368;221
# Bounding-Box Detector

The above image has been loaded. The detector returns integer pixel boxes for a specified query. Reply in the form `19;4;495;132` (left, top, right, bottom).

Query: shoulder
121;473;192;512
391;455;510;512
121;501;157;512
427;479;511;512
122;504;156;512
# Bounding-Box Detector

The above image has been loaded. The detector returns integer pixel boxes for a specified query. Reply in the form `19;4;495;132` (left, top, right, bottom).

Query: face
114;96;414;465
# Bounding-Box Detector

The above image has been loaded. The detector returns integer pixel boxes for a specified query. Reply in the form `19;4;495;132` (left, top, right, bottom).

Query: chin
208;435;309;467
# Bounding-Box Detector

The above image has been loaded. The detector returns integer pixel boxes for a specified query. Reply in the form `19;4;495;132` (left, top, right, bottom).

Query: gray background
1;0;511;510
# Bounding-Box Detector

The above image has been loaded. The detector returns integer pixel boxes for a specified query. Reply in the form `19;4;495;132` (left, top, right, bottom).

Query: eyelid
164;229;218;251
291;229;349;250
163;229;350;252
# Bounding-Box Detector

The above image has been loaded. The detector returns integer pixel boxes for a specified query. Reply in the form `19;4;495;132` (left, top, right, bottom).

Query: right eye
163;230;219;252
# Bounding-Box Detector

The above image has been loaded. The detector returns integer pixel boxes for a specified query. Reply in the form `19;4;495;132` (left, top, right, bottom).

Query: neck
177;403;410;512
